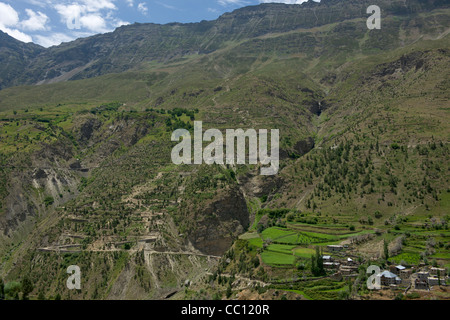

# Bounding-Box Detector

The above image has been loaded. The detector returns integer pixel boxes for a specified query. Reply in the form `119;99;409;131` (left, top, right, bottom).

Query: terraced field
261;226;339;245
261;244;297;266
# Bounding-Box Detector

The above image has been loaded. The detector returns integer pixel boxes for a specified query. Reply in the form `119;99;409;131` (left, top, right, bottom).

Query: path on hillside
144;249;221;259
206;272;269;288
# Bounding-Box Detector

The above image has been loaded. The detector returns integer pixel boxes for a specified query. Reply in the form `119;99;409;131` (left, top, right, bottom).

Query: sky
0;0;320;47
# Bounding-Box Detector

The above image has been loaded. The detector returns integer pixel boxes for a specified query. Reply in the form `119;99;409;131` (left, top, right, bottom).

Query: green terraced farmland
293;248;316;258
261;244;296;266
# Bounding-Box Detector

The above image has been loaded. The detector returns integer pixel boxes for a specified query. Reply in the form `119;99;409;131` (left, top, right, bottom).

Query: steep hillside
0;1;448;300
0;31;43;90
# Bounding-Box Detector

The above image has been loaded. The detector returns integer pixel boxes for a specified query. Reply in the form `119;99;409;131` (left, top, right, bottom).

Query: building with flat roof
327;245;344;252
428;277;446;286
324;262;340;270
430;267;446;277
377;271;402;286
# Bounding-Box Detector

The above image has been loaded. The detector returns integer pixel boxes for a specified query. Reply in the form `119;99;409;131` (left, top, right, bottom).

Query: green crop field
390;251;421;265
293;248;316;258
261;250;295;266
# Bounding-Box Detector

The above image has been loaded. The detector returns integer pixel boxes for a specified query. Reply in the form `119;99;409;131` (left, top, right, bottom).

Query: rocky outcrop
294;137;315;156
189;187;249;256
239;172;283;199
0;139;79;237
73;116;102;145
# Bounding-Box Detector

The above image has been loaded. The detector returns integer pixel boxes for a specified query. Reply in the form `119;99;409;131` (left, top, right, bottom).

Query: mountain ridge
0;0;447;90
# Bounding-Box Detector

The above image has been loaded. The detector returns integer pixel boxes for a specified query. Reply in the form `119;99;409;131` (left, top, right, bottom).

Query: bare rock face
73;116;102;144
0;134;82;237
294;137;315;156
189;186;249;256
239;171;283;199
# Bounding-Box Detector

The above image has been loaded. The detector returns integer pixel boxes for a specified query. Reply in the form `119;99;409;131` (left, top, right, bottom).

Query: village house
327;245;344;252
340;265;359;276
429;267;446;277
344;257;355;265
428;277;446;286
324;262;340;270
415;271;430;290
388;265;412;283
391;265;405;274
399;268;412;280
415;278;429;290
417;271;429;280
377;271;402;286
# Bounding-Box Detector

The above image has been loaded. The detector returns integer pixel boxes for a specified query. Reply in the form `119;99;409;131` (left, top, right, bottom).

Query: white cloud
80;14;107;32
155;1;178;10
137;2;148;15
0;0;129;46
1;27;33;43
34;32;74;47
0;2;19;26
207;8;219;13
55;3;84;29
113;19;130;28
218;0;249;6
80;0;116;12
54;1;118;32
0;2;32;43
23;0;53;8
21;9;49;31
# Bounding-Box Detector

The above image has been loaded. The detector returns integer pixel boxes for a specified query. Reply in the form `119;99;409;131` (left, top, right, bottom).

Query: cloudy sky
0;0;319;47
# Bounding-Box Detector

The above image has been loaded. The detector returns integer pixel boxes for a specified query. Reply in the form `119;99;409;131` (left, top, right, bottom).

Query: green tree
21;276;34;300
383;239;389;261
0;277;4;300
310;246;325;276
226;284;232;299
44;196;54;207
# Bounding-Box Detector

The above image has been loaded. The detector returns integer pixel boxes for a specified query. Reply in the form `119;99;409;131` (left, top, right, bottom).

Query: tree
0;277;4;300
226;284;232;299
44;196;54;207
21;276;34;300
311;246;325;276
438;269;441;286
383;239;389;261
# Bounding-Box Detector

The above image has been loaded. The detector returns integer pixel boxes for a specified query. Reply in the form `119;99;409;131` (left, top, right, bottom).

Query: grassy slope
0;8;448;300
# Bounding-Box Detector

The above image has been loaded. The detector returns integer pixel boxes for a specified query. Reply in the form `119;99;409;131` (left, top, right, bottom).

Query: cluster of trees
0;276;33;300
297;138;446;213
310;247;326;277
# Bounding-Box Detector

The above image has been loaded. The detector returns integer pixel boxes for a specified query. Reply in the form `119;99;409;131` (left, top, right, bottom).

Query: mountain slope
0;0;447;89
0;1;448;301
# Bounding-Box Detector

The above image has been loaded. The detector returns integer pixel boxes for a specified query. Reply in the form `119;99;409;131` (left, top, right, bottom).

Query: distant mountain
0;31;43;90
0;0;447;89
